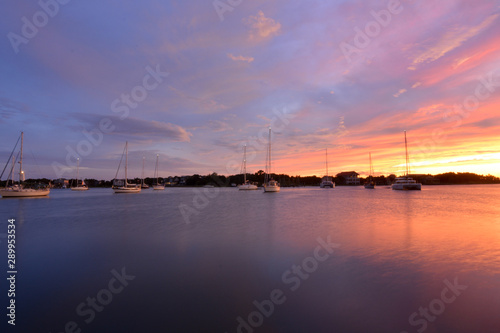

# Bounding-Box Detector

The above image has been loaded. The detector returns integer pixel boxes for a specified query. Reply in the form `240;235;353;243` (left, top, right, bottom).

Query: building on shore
336;171;360;185
52;178;70;188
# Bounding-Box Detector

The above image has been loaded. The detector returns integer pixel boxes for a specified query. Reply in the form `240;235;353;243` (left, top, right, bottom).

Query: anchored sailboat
364;153;375;189
320;148;335;188
238;145;258;190
71;158;89;191
392;131;422;191
263;127;280;192
113;142;141;193
0;132;50;197
152;154;165;190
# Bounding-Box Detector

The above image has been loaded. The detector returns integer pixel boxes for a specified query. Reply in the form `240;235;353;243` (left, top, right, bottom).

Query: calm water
1;185;500;332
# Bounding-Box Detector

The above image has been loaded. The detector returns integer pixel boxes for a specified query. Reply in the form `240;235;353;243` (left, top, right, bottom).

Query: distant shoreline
3;171;499;188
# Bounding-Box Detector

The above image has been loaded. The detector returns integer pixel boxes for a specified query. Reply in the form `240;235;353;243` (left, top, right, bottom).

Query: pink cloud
408;14;498;70
227;53;254;63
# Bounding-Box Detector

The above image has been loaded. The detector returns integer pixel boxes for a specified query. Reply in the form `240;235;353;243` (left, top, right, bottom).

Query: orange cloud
227;53;254;63
244;11;281;41
393;89;407;98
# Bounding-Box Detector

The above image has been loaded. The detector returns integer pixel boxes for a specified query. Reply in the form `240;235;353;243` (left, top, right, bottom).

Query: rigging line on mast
0;133;21;180
4;151;21;187
114;144;127;180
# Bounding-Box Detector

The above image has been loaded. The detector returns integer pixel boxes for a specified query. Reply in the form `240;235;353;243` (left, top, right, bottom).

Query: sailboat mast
125;141;128;184
142;156;145;186
19;132;24;182
243;145;247;183
369;152;373;176
156;154;159;184
76;158;80;185
268;127;272;176
325;148;329;177
404;131;409;177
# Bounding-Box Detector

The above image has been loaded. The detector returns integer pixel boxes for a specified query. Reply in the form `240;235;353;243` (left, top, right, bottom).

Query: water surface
1;185;499;332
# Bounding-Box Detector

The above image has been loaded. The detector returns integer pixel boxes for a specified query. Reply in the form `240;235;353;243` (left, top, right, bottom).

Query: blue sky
1;0;500;180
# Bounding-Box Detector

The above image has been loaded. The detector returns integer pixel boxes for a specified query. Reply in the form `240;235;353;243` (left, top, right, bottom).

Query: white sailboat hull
263;184;280;192
0;188;50;197
238;184;258;190
320;181;335;188
71;187;89;191
392;177;421;191
114;186;141;193
152;185;165;190
392;183;421;190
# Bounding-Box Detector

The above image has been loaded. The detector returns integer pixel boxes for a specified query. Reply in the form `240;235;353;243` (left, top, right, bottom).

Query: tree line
2;171;498;188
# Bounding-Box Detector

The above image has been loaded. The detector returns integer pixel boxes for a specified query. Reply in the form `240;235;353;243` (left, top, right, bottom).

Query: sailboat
263;127;280;192
320;148;335;188
364;153;375;189
238;145;258;190
392;131;422;191
113;142;141;193
71;158;89;191
152;154;165;190
0;132;50;198
141;157;149;189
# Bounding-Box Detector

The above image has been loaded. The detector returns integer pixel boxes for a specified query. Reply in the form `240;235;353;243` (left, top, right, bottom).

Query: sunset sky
1;0;499;180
